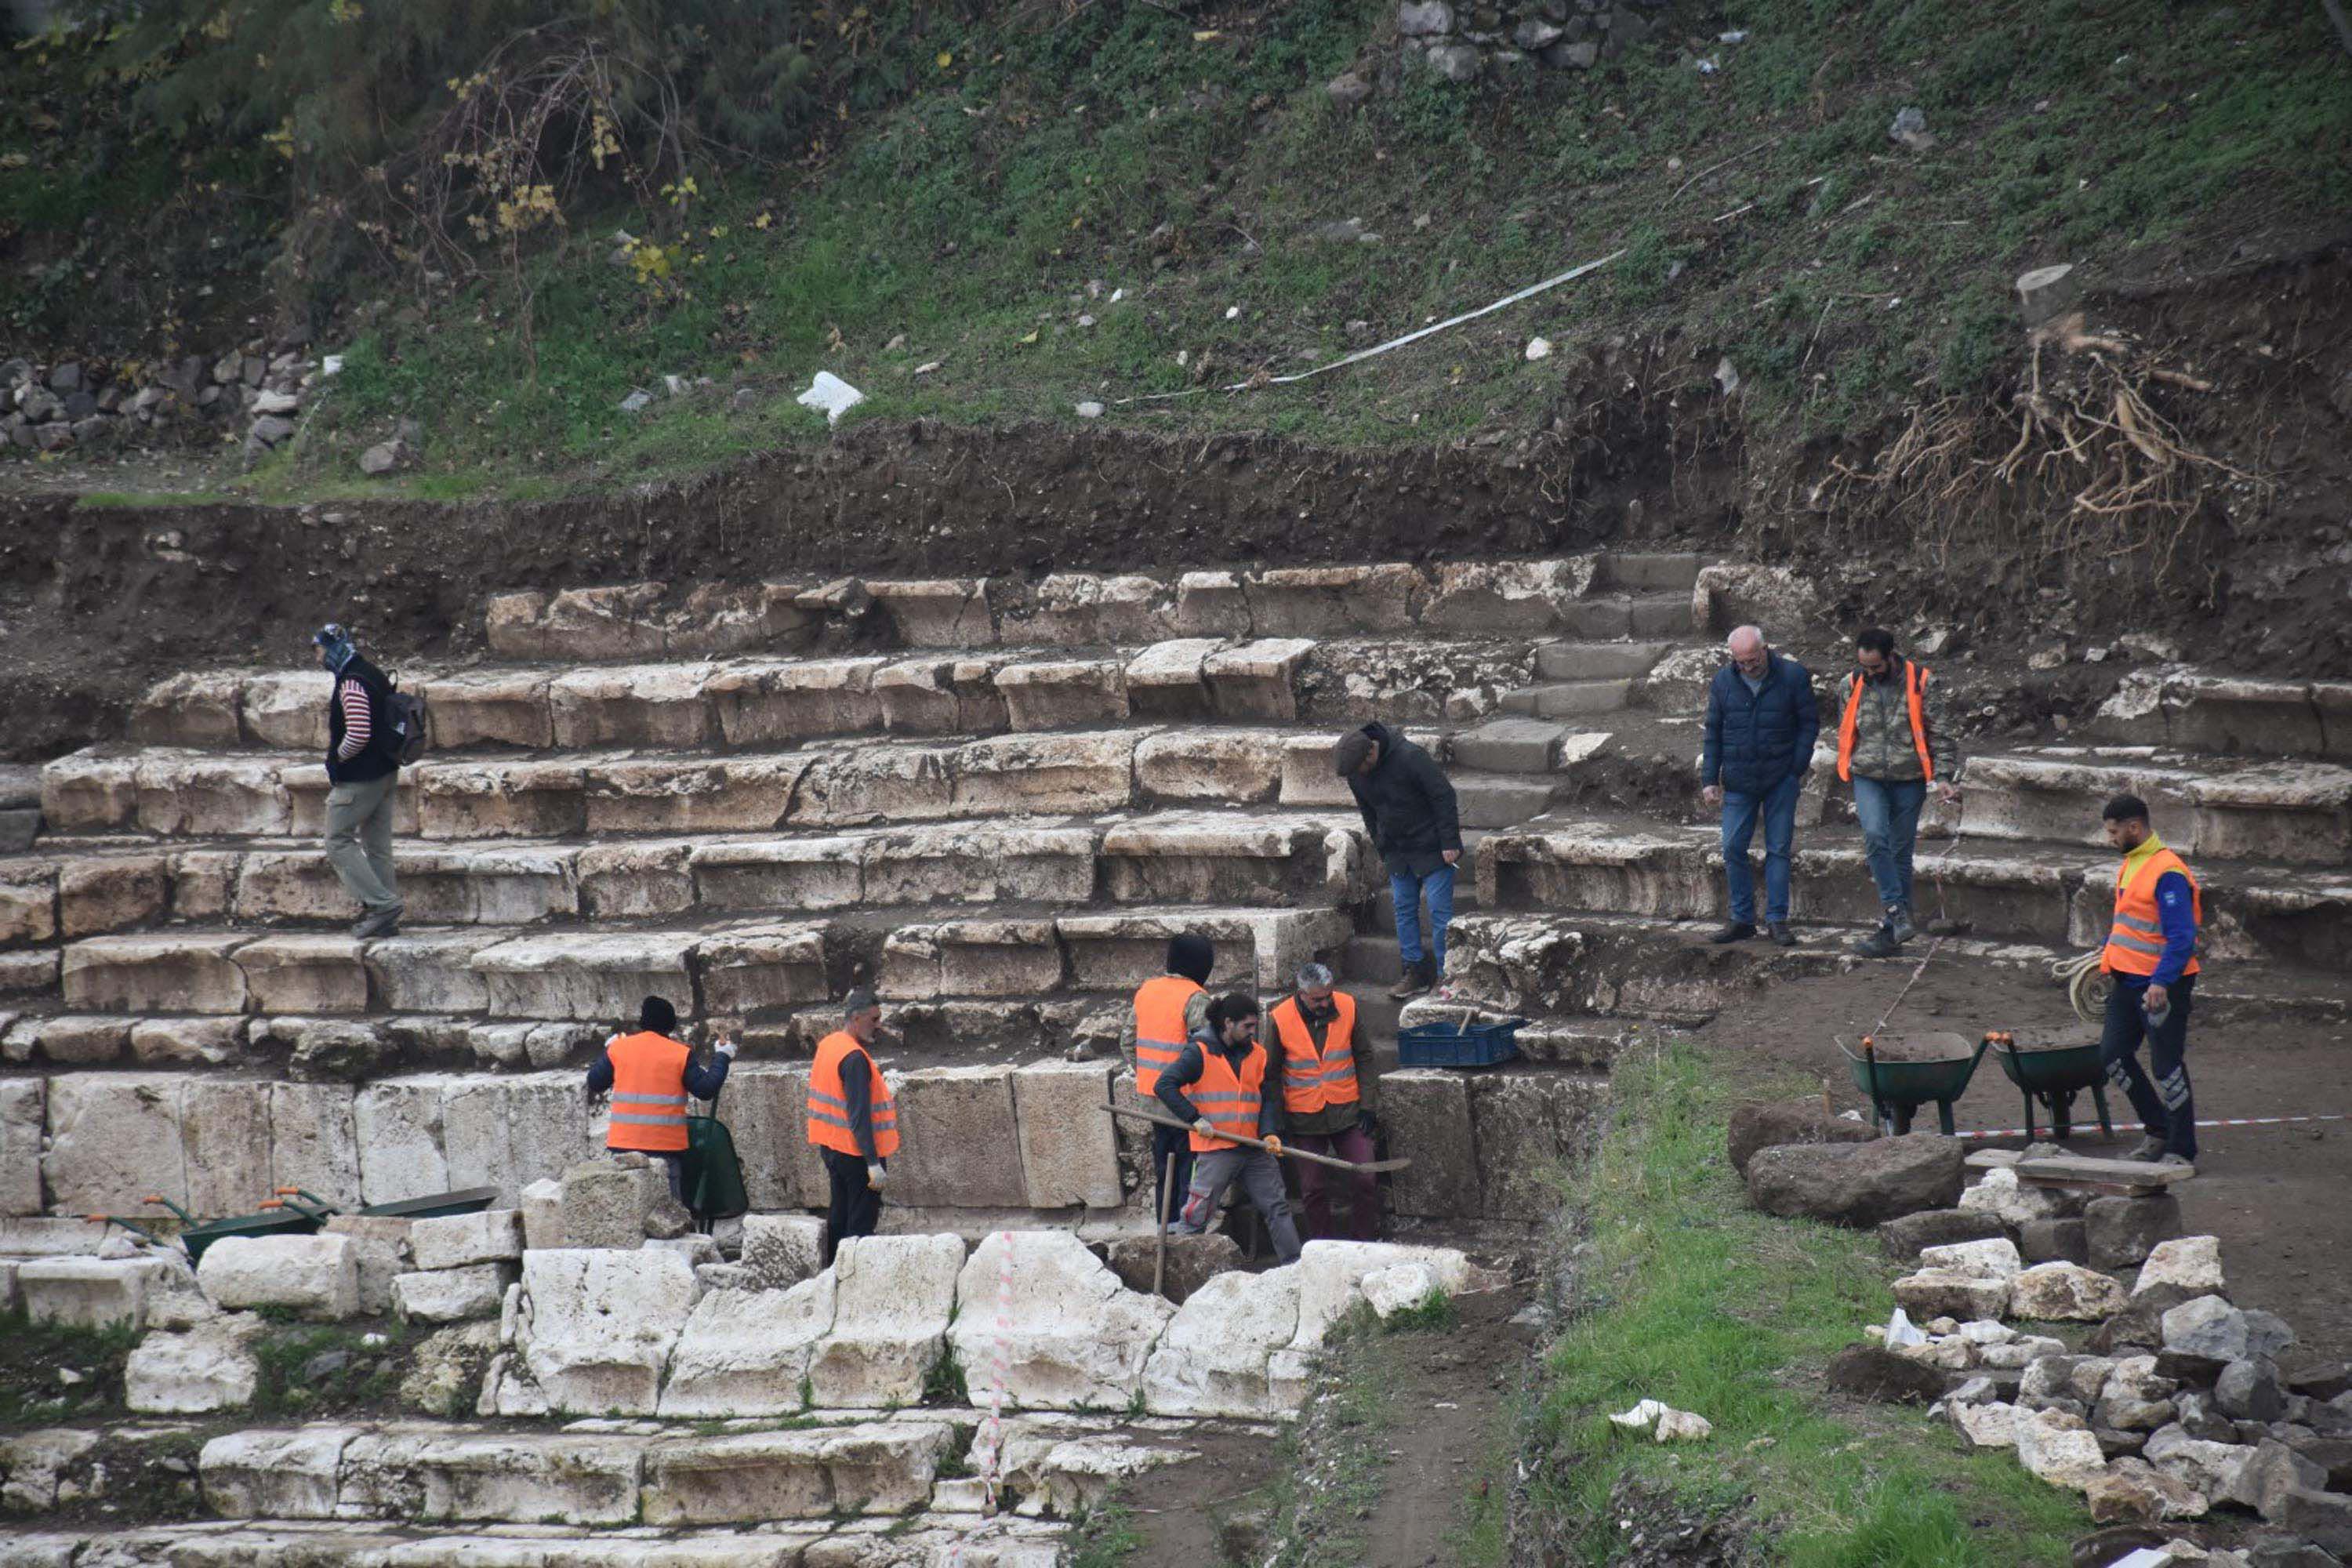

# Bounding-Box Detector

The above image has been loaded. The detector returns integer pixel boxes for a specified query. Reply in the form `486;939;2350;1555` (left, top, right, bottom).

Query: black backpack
384;681;429;766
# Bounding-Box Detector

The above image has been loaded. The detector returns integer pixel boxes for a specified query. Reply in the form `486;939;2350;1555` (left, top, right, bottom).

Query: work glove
714;1038;739;1059
866;1162;888;1192
1262;1135;1284;1159
1355;1109;1381;1138
1192;1118;1217;1139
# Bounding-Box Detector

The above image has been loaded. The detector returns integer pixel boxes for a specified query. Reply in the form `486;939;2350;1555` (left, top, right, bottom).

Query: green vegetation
249;1318;421;1415
1479;1039;2086;1563
0;1311;138;1426
920;1347;969;1406
1066;1499;1147;1568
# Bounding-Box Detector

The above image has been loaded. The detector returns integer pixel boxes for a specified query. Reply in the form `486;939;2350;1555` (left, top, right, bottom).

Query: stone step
1958;748;2352;866
2089;669;2352;761
1533;640;1673;681
1500;679;1633;720
474;559;1721;664
1477;821;2352;971
1447;717;1573;774
1453;771;1559;830
0;1519;1068;1568
1555;593;1693;642
1342;934;1403;985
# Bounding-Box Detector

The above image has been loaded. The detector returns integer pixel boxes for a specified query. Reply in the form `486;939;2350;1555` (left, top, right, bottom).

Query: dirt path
1358;1287;1532;1568
1696;943;2352;1359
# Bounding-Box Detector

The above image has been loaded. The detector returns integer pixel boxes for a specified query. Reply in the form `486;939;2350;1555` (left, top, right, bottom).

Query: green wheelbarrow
95;1193;325;1265
1987;1028;2116;1143
268;1185;503;1221
1838;1031;1990;1136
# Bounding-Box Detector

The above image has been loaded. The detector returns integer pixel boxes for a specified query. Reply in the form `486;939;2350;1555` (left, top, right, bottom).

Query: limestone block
497;583;668;659
394;1262;515;1323
1142;1265;1302;1418
1131;731;1281;808
2016;1407;2108;1491
517;1247;699;1414
1919;1238;2025;1280
411;1209;525;1271
1424;558;1592;633
874;655;1011;733
807;1233;966;1407
387;844;576;925
62;931;250;1014
583;756;807;834
125;1314;263;1414
416;670;555;749
473;931;695;1021
0;1077;43;1216
695;922;829;1014
691;837;865;913
787;742;959;827
42;1075;189;1214
1058;908;1352;995
180;1078;273;1216
339;1428;646;1524
1959;1165;2077;1225
414;760;587;840
197;1235;360;1319
2013;1262;2131;1321
548;663;715;750
1378;1069;1479;1218
197;1425;361;1519
1004;572;1172;645
1011;1059;1122;1210
0;865;56;948
237;932;368;1014
445;1075;593;1203
866;579;993;648
283;764;421;840
0;950;58;997
560;1159;659;1250
641;1420;954;1523
2084;1457;2209;1526
739;1214;828;1289
656;1274;837;1417
1470;1071;1602;1221
354;1077;454;1204
2136;1235;2225;1298
239;671;332;751
1123;638;1221;721
1948;1399;2024;1447
1363;1263;1439;1319
57;855;165;938
708;657;885;746
956;732;1136;817
704;1065;820;1211
18;1257;172;1330
889;1067;1028;1207
132;671;246;745
1202;638;1315;721
2144;1423;2255;1499
880;920;1063;1002
1894;1268;2013;1322
0;1218;107;1255
866;824;1097;907
996;659;1130;731
363;931;503;1016
136;754;292;837
950;1231;1176;1411
18;1015;129;1065
1292;1241;1470;1348
40;749;142;831
1692;562;1820;637
321;1214;416;1313
1247;563;1425;636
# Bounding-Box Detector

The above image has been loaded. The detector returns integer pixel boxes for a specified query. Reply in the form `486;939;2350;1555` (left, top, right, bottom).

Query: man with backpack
314;623;418;938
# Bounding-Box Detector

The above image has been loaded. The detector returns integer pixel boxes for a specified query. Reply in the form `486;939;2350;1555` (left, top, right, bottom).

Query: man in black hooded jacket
1334;723;1462;1000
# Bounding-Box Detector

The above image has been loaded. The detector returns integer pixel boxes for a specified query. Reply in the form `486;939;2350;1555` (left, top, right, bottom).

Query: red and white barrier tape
946;1228;1018;1568
1954;1112;2352;1141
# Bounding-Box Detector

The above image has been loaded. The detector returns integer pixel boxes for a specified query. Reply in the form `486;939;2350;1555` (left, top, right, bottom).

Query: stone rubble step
1450;771;1559;830
1592;552;1706;592
1555;593;1693;642
1447;717;1575;774
2088;668;2352;761
1500;679;1634;720
1533;640;1673;681
1957;747;2352;866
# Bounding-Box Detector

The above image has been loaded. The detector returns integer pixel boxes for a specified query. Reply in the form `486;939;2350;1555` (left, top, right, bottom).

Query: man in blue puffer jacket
1699;625;1820;947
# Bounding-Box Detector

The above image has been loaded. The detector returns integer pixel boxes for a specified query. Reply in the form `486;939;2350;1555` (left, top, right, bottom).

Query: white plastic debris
1696;56;1719;73
914;361;942;376
796;370;867;426
1225;306;1240;320
1714;357;1740;395
1609;1399;1711;1442
619;390;653;414
320;355;344;377
1109;288;1126;303
1074;401;1105;419
663;373;688;397
1883;1308;1927;1348
1610;1399;1669;1429
1719;28;1748;42
1525;337;1554;361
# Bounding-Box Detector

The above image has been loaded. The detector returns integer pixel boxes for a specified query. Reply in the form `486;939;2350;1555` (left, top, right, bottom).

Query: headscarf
1164;932;1214;986
313;623;358;673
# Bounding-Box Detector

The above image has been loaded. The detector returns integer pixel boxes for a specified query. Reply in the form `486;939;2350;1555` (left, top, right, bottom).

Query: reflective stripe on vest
1272;993;1360;1115
604;1030;691;1152
1189;1040;1270;1152
807;1031;900;1158
1132;974;1203;1098
1837;660;1934;782
2103;848;2201;979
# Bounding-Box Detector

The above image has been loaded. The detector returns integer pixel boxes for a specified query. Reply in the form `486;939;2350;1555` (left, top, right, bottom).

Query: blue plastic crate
1396;1016;1523;1069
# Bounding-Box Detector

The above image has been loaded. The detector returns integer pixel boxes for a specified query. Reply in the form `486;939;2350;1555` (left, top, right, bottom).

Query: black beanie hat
639;996;679;1035
1165;932;1214;985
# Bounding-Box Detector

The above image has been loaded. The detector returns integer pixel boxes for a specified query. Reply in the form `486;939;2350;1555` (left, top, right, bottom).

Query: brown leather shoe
1388;959;1434;1000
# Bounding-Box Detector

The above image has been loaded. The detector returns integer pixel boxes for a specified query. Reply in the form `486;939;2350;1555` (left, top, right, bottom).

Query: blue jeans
1390;864;1455;969
1852;776;1929;913
1720;772;1802;924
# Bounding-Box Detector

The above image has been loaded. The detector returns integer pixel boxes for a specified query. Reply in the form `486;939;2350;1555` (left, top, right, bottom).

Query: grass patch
1066;1499;1147;1568
1513;1038;2086;1562
1377;1287;1458;1334
920;1348;969;1407
1258;1312;1401;1568
250;1319;422;1417
0;1310;138;1427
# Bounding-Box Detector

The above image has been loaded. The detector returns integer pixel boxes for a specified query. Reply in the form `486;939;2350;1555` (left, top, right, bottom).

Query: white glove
715;1039;739;1059
866;1162;888;1192
1192;1118;1216;1138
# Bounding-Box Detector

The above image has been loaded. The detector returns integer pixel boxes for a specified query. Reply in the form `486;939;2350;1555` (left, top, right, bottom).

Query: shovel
1103;1102;1412;1174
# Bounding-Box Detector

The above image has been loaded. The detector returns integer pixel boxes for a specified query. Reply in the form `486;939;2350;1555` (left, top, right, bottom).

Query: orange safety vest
2102;848;2201;979
1189;1038;1271;1153
807;1030;901;1158
604;1030;691;1153
1272;993;1361;1116
1837;659;1935;782
1131;974;1203;1098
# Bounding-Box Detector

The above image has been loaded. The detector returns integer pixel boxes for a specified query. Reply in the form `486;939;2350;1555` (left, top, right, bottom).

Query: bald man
1699;626;1818;946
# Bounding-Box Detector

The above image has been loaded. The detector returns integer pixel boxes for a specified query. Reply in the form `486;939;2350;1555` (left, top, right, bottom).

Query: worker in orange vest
585;996;737;1202
1838;627;1961;958
1156;992;1302;1263
2097;795;2201;1167
807;989;898;1261
1269;962;1379;1241
1123;933;1214;1227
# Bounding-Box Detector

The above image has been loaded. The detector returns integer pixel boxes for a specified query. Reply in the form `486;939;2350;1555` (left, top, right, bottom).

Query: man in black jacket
1156;992;1302;1264
314;624;405;938
1334;723;1463;1000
